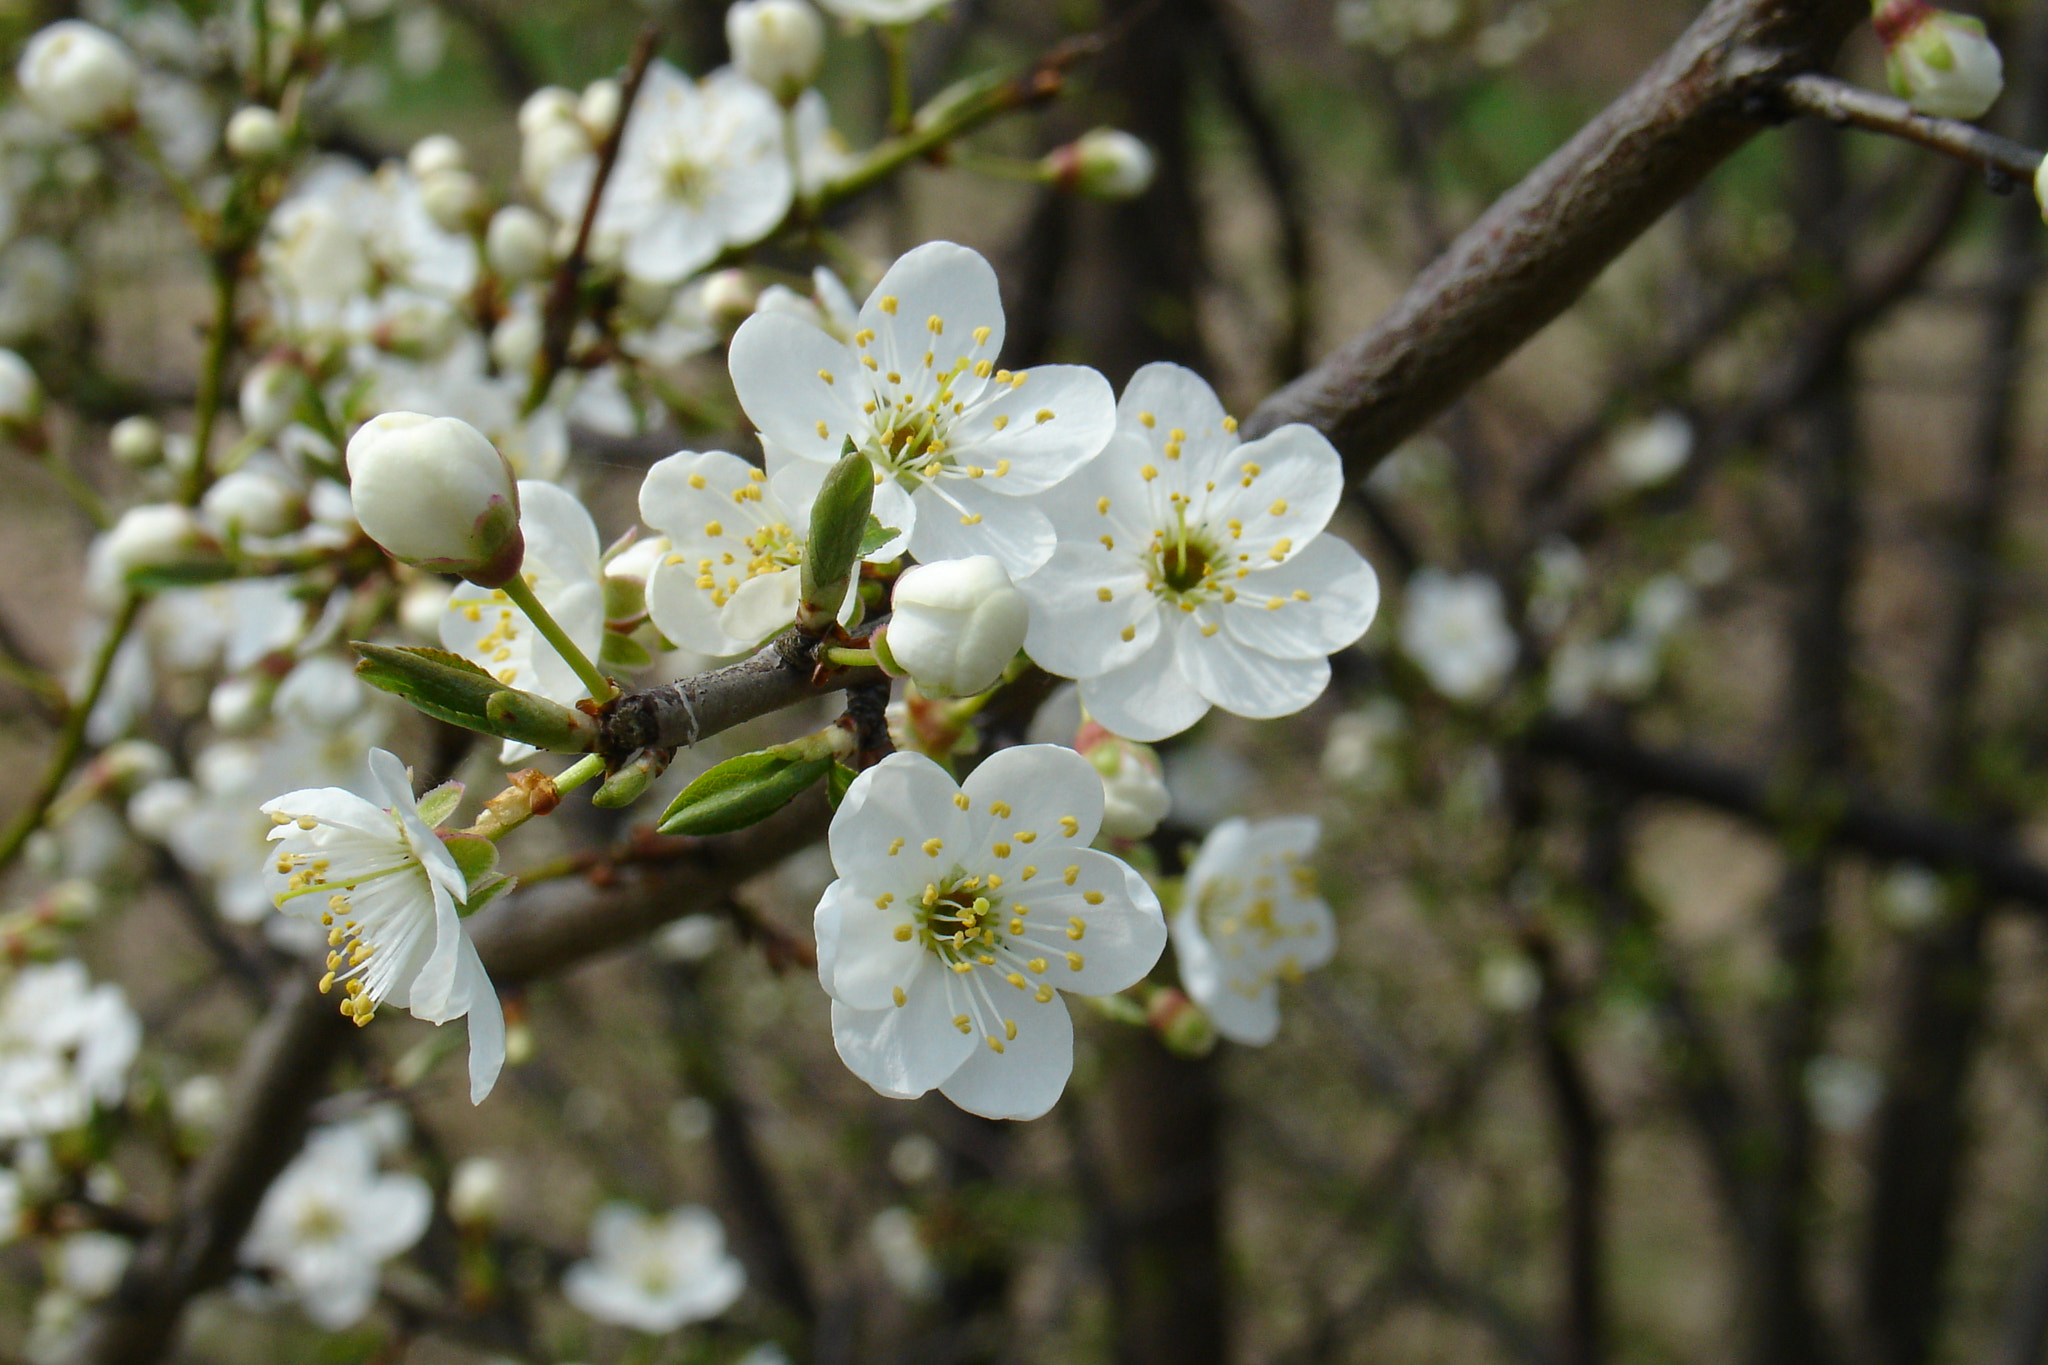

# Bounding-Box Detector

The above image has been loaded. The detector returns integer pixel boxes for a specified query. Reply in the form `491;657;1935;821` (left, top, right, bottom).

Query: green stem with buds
824;646;879;669
552;753;606;795
499;576;618;704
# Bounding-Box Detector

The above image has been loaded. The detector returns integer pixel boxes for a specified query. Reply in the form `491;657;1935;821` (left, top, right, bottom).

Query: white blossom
0;348;40;425
485;205;553;282
553;63;791;287
240;1120;432;1329
108;415;162;467
1398;568;1516;702
881;556;1028;697
728;0;826;102
563;1202;746;1333
1172;817;1334;1046
447;1155;506;1226
815;747;1167;1119
0;961;140;1139
261;748;505;1103
224;105;284;160
640;448;874;656
729;240;1117;577
441;480;605;760
1017;362;1379;740
1607;410;1691;488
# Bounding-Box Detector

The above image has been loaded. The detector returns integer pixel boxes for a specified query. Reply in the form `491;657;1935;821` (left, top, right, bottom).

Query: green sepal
798;446;875;633
657;750;832;836
415;780;466;829
441;833;499;892
125;560;237;590
857;514;900;558
599;630;654;669
827;761;857;809
484;688;592;751
457;872;516;920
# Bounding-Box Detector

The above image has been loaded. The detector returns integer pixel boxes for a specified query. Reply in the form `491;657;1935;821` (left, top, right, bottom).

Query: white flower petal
1010;848;1166;995
831;980;976;1099
451;941;504;1103
1203;423;1346;564
960;744;1106;853
963;365;1116;492
1078;629;1211;742
829;894;930;1010
829;752;969;892
938;989;1073;1120
860;241;1005;375
1019;543;1156;679
1179;622;1329;719
906;478;1054;578
1220;535;1380;660
728;312;862;462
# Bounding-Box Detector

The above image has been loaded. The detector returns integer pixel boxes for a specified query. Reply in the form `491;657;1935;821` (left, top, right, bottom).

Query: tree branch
1242;0;1869;473
1780;72;2042;189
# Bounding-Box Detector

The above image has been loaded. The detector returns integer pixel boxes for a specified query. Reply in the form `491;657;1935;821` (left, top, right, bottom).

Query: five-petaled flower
1017;362;1380;741
1172;816;1335;1046
564;1202;747;1334
261;748;505;1104
814;746;1167;1120
728;240;1117;577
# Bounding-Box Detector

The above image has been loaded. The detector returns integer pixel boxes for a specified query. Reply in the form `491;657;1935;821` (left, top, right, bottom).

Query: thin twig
1780;72;2042;190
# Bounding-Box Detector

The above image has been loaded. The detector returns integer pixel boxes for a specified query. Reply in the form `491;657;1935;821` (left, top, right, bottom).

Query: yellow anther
1202;622;1221;636
923;883;940;907
1266;598;1284;611
1059;816;1079;837
1223;415;1238;433
1141;465;1158;482
987;874;1004;888
993;841;1011;859
893;925;913;942
1241;462;1261;479
954;792;971;810
990;800;1012;818
922;837;943;856
974;359;994;378
815;420;829;439
1006;972;1027;989
893;986;907;1007
1035;984;1055;1003
1269;499;1289;515
991;414;1010;430
705;520;724;537
270;812;292;826
1294;589;1312;601
1004;1019;1018;1041
1121;625;1137;642
1066;952;1085;971
952;961;974;973
687;472;707;489
1063;865;1080;885
818;369;835;385
1022;865;1038;880
960;513;983;525
876;892;895;908
1097;586;1114;602
318;971;335;993
987;1035;1005;1053
1068;919;1086;940
1271;538;1293;560
1010;918;1026;935
972;325;991;344
889;837;905;855
463;603;481;622
995;460;1010;476
1035;408;1054;424
1016;830;1037;844
880;295;899;314
1139;411;1156;428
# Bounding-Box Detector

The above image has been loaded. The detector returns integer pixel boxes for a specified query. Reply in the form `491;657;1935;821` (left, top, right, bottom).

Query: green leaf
353;643;503;731
457;872;516;919
857;514;901;558
657;749;832;836
125;560;237;590
441;833;499;891
827;761;857;809
798;449;875;632
484;688;591;751
415;780;466;829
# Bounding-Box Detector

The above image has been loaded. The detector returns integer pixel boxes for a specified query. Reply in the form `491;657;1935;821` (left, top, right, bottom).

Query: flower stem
500;576;618;704
881;24;913;132
824;646;879;668
0;593;143;876
553;754;606;795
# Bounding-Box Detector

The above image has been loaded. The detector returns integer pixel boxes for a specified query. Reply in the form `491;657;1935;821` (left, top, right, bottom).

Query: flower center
663;156;709;205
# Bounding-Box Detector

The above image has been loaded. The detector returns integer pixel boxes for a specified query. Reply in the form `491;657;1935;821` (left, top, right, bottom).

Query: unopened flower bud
18;21;139;133
579;78;622;139
521;119;592;198
207;675;267;733
1044;128;1156;200
602;534;669;626
100;504;205;580
345;412;524;586
1145;987;1217;1057
224;105;285;160
407;132;466;179
0;349;41;428
1079;726;1171;841
518;86;580;137
728;0;826;104
878;556;1028;698
170;1075;226;1134
448;1155;506;1227
419;167;484;234
109;415;163;467
489;312;542;373
700;268;758;325
97;740;171;791
202;466;301;538
1877;1;2003;119
485;205;553;282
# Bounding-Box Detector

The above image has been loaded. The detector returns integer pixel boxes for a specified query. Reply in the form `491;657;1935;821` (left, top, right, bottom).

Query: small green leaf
415;780;465;829
485;688;592;751
827;761;857;809
857;514;901;558
353;643;503;730
441;833;499;891
798;449;876;633
657;750;832;836
457;872;517;919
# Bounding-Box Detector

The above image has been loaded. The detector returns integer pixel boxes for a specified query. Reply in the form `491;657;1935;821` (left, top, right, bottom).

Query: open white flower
1016;362;1380;741
554;63;790;287
1172;816;1334;1046
441;480;606;760
0;961;140;1139
1398;569;1517;702
815;746;1167;1120
261;748;505;1103
639;449;870;656
240;1120;432;1329
564;1202;746;1333
729;241;1116;577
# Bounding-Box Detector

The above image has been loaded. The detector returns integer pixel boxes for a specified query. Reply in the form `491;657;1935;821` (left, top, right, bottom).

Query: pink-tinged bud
1076;723;1172;841
345;412;524;587
1043;128;1156;200
1145;987;1218;1057
1876;1;2003;119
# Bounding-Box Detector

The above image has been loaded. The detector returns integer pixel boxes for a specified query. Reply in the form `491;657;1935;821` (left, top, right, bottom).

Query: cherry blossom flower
815;746;1167;1120
261;748;505;1104
441;479;606;759
728;241;1116;577
564;1203;746;1333
553;63;791;287
1171;816;1334;1046
239;1120;432;1329
1398;568;1517;702
639;449;875;656
1015;362;1380;741
0;961;140;1139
